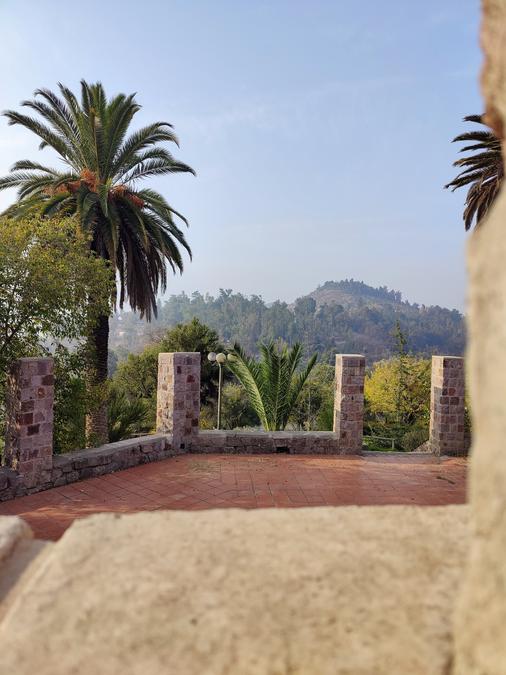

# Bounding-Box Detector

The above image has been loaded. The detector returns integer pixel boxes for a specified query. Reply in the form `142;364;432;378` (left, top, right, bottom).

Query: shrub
400;427;429;452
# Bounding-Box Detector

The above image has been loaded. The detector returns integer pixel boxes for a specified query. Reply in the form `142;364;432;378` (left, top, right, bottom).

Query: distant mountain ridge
110;279;466;363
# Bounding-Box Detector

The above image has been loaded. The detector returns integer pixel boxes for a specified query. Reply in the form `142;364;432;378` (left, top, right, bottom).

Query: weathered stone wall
0;435;173;501
333;355;365;453
193;430;343;455
453;1;506;671
156;352;200;449
429;356;466;456
3;358;54;489
0;429;353;502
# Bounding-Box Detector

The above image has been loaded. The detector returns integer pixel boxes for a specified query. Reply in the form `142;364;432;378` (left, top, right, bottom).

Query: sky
0;0;482;311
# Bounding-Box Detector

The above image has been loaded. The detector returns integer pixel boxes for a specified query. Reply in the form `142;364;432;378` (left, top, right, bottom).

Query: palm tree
108;389;150;443
445;114;503;230
0;81;195;443
227;341;317;431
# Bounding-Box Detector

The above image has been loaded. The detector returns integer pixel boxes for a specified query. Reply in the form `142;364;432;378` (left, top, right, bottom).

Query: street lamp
207;352;233;429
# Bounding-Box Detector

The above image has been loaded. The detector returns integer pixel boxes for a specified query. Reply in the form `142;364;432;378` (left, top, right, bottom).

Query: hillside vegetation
110;279;465;363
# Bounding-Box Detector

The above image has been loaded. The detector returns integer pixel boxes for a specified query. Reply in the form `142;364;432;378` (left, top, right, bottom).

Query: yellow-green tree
365;357;431;428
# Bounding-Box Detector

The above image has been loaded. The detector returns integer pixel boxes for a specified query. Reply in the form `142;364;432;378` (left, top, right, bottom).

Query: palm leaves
0;80;194;319
445;114;503;230
108;389;151;443
227;342;317;431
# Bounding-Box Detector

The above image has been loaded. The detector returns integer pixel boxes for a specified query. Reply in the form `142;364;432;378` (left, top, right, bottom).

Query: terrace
0;452;467;540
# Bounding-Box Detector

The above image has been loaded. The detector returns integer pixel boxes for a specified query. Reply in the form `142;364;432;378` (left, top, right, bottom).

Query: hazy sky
0;0;481;310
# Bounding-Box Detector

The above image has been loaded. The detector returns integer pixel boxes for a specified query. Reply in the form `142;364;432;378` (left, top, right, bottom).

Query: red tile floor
0;453;467;541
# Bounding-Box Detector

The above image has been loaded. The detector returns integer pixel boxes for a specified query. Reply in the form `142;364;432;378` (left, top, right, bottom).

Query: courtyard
0;453;467;541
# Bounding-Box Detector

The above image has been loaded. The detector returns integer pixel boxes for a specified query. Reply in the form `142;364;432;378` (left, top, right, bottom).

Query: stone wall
193;430;342;455
0;430;349;501
429;356;466;456
4;358;54;489
0;435;173;500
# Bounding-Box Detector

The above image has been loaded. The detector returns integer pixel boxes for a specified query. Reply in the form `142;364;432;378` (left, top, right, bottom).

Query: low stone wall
0;434;174;501
0;429;353;501
192;430;343;455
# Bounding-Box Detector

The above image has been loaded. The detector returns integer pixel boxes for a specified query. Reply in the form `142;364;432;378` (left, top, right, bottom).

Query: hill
110;280;466;364
307;280;404;309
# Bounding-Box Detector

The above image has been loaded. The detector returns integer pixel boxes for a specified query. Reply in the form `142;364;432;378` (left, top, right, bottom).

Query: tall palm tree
0;81;195;443
227;341;317;431
445;114;503;230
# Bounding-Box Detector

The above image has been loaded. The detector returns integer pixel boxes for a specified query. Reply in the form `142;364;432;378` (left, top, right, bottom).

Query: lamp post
207;352;233;430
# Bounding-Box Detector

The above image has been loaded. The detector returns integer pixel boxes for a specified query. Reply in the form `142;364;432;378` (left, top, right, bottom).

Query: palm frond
228;342;317;430
445;113;503;229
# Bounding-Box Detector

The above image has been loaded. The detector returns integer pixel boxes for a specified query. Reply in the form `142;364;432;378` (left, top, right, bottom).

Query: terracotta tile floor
0;453;467;541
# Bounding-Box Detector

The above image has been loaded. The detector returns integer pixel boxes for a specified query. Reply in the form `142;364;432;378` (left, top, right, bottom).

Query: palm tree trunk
85;313;109;446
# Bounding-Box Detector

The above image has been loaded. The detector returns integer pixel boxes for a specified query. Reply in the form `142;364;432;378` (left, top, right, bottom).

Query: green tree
227;341;317;431
393;320;409;425
364;356;431;449
157;318;223;405
290;363;334;430
0;216;111;452
445;114;503;230
111;318;222;433
219;382;259;430
0;216;111;382
0;81;195;443
52;345;87;454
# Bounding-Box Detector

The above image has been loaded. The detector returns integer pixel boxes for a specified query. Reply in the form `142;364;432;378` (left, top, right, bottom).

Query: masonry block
156;352;200;450
333;355;365;453
4;357;54;488
429;356;466;456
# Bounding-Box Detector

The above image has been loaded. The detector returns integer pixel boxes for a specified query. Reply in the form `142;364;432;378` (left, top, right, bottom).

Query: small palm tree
0;81;195;443
445;114;503;230
108;389;150;443
227;341;317;431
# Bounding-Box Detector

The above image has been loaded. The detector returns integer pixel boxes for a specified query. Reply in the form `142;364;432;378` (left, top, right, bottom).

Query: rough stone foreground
0;505;469;675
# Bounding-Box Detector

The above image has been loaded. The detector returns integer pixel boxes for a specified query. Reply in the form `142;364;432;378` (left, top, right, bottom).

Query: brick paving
0;453;467;541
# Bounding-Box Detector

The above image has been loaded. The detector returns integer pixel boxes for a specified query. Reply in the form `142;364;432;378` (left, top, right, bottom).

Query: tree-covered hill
307;280;404;308
110;280;465;363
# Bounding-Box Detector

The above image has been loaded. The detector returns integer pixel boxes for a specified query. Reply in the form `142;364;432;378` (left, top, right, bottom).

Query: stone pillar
429;356;465;456
156;352;200;450
3;357;54;488
333;354;365;453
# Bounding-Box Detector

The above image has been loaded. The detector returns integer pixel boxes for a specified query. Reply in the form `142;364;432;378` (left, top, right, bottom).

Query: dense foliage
0;216;111;382
364;356;431;451
0;80;194;442
52;346;88;454
0;216;112;453
445;114;503;230
110;318;222;437
110;280;465;363
289;363;335;431
218;383;259;430
227;342;317;431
